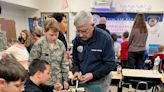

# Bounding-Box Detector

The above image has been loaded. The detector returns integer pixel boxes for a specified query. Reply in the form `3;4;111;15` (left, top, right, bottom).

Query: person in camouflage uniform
29;18;69;90
0;31;7;51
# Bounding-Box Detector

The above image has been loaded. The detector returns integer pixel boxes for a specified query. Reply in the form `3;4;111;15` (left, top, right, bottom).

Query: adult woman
127;14;148;69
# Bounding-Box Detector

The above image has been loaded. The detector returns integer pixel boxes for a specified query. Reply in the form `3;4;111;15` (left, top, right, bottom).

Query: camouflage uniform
29;36;69;85
0;31;7;51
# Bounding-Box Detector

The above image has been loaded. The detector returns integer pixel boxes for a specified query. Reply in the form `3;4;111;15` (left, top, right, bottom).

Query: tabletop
122;69;161;78
111;71;123;80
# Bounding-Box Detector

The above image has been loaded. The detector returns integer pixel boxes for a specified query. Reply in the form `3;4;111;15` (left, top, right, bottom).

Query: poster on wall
28;17;42;36
92;13;136;36
92;12;163;45
92;12;163;35
145;14;163;34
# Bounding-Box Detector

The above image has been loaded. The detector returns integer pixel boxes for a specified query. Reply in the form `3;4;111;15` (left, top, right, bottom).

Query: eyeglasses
76;27;90;34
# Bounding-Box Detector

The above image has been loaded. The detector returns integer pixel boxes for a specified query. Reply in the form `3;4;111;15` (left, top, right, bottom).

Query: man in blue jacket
72;10;116;92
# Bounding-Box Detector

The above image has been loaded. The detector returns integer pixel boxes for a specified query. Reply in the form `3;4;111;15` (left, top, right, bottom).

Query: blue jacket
72;27;116;82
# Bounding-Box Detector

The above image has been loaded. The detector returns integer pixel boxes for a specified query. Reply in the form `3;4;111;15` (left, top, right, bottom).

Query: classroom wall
39;0;164;46
0;3;28;37
1;0;164;45
39;0;164;12
0;0;40;37
1;0;40;9
112;0;164;12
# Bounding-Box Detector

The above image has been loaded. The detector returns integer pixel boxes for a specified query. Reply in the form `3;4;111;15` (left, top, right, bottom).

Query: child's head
111;33;118;42
0;56;27;92
158;45;164;53
28;59;51;84
122;31;129;40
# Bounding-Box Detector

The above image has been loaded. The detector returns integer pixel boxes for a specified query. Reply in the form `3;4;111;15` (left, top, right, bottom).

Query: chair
135;81;149;92
122;76;161;92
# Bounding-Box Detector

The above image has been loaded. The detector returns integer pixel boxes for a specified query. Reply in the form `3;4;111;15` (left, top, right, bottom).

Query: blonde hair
44;18;60;32
158;45;164;53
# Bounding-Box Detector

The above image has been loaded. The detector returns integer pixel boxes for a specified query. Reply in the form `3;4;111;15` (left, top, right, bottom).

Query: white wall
0;0;40;37
1;0;164;45
1;0;40;9
39;0;164;12
39;0;69;12
0;3;28;37
112;0;164;12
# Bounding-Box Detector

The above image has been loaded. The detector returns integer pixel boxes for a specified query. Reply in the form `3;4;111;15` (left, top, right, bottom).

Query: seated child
0;56;27;92
24;59;63;92
152;45;164;72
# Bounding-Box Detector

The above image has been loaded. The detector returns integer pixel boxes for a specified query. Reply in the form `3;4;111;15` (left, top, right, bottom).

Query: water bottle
153;56;161;71
117;65;122;74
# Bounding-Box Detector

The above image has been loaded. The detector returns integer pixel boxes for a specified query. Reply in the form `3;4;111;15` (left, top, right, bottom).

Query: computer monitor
148;44;160;56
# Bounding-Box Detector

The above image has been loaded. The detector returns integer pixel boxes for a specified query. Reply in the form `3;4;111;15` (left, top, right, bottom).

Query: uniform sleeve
72;37;80;73
29;42;42;62
61;43;69;82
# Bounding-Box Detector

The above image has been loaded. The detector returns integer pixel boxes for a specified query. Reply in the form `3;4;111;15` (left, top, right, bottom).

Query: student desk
121;69;162;92
111;71;123;92
161;74;164;84
122;69;161;78
111;71;123;80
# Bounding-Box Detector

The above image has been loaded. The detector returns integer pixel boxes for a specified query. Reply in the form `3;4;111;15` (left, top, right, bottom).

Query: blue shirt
72;27;116;81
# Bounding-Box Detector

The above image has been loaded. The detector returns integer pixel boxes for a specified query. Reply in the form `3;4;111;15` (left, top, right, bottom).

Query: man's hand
80;73;93;83
73;72;82;80
63;81;69;90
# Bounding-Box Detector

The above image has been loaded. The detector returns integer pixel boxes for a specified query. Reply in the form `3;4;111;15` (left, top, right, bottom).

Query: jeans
127;50;145;69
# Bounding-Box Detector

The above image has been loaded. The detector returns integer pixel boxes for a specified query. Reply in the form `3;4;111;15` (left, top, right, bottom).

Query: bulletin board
0;18;16;40
68;12;164;46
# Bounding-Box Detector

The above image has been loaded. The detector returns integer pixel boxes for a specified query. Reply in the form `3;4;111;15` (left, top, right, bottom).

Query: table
161;74;164;84
121;69;162;92
122;69;161;78
111;71;123;80
111;71;123;92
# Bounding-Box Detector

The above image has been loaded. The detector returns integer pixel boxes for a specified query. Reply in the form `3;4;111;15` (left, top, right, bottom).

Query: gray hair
74;10;94;27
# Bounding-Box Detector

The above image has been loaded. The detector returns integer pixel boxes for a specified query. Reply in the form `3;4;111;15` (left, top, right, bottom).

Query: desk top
161;74;164;83
122;69;161;79
111;71;123;80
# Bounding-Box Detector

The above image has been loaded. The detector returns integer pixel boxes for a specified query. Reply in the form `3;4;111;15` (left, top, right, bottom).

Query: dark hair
18;36;26;44
52;13;66;23
123;31;129;39
111;33;118;42
29;59;50;76
0;56;27;83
